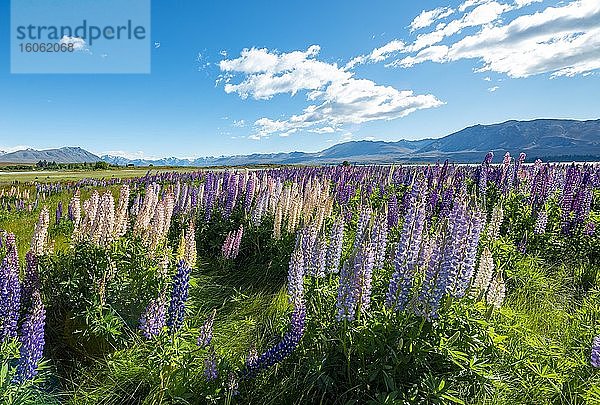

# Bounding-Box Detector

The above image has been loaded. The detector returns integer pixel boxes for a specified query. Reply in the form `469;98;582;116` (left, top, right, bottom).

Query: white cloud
345;40;406;69
220;45;350;99
406;1;513;53
514;0;542;6
484;76;492;81
221;46;443;139
310;126;337;134
410;7;455;32
233;119;245;127
395;45;449;68
488;85;500;91
374;0;600;78
60;36;88;52
447;0;600;77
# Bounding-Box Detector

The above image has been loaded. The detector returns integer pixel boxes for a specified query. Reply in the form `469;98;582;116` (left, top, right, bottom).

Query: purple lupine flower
451;209;486;299
246;303;306;377
336;259;357;322
301;227;318;276
244;177;255;212
414;231;444;319
387;194;399;228
55;201;63;225
591;336;600;368
530;164;551;212
204;173;215;222
21;251;40;310
386;177;426;311
478;151;494;199
573;170;593;228
224;175;238;218
245;241;306;376
371;214;388;271
232;225;244;259
326;217;344;274
336;236;375;321
534;210;548;234
585;222;596;236
287;236;304;306
204;346;218;382
500;152;511;186
505;160;516;194
439;187;454;219
560;164;578;234
0;233;20;342
312;237;327;278
222;231;234;259
13;289;46;383
166;260;191;333
433;197;469;305
353;206;372;250
197;309;216;348
354;240;375;314
139;297;166;339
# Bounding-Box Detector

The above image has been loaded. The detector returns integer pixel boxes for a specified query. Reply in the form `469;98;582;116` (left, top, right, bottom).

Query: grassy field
0;167;202;184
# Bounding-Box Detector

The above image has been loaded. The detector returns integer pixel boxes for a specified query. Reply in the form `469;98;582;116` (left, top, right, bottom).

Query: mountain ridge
2;119;599;166
101;118;600;165
0;147;100;164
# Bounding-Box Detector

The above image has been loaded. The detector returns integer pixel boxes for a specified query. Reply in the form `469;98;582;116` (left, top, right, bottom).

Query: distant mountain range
0;147;100;164
102;119;600;165
1;119;599;166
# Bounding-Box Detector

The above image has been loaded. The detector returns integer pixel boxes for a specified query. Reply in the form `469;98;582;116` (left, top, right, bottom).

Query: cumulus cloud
488;85;500;91
220;46;443;139
220;45;350;99
360;0;600;78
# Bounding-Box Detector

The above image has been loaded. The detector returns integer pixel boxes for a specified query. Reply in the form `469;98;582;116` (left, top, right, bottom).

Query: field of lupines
1;152;600;404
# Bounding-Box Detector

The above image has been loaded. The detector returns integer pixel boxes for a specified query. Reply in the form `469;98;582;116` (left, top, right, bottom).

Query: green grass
0;167;202;184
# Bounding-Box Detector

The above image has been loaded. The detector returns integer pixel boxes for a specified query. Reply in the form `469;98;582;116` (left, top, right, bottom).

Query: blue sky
0;0;599;159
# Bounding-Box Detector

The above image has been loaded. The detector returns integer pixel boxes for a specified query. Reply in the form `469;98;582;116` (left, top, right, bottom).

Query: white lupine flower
486;203;504;240
470;247;494;298
114;185;130;238
69;190;81;232
486;272;506;309
31;206;50;255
